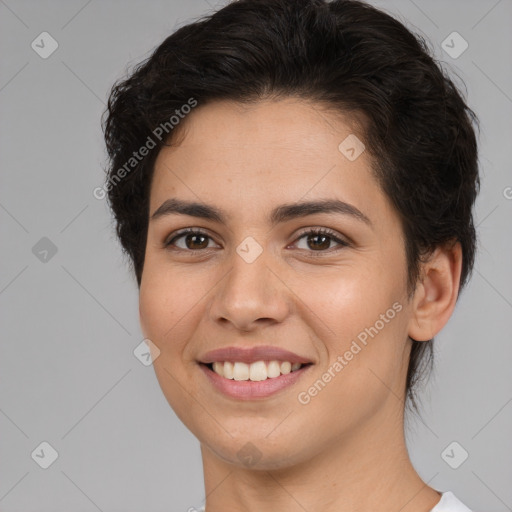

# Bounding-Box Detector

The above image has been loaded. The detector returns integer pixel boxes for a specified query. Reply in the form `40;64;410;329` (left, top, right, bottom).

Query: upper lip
198;345;314;365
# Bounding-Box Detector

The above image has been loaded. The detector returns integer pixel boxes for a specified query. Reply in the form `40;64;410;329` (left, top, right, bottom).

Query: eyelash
164;227;350;256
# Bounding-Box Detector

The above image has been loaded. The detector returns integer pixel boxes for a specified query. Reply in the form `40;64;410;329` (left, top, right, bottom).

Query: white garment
194;491;472;511
430;491;472;511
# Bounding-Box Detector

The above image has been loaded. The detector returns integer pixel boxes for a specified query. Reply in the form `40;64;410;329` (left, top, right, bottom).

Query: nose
209;244;290;332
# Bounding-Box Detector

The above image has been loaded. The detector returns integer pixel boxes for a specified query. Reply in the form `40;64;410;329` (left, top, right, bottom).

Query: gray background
1;0;511;510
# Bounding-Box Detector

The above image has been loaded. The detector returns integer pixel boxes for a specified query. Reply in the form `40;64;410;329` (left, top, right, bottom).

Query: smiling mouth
201;361;313;381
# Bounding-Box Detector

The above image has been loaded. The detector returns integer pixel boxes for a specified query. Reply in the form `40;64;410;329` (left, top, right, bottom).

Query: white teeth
210;360;305;380
233;362;250;381
223;361;234;379
267;360;281;378
249;361;267;381
212;362;224;377
280;361;291;374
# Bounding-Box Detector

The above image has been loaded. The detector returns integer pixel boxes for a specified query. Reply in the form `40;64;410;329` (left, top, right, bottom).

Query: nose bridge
210;235;289;329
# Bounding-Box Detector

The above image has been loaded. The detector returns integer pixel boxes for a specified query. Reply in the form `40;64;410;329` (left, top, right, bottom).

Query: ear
408;240;463;342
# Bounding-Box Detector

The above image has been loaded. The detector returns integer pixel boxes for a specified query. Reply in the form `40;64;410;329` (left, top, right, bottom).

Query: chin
197;423;321;471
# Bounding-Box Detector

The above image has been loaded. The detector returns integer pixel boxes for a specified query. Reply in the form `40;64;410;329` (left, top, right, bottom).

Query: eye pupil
186;233;208;249
308;233;330;250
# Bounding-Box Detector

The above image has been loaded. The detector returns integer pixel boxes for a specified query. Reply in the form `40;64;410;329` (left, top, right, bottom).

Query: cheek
297;253;408;388
302;260;400;337
138;265;207;419
297;281;407;427
139;262;182;348
138;258;213;355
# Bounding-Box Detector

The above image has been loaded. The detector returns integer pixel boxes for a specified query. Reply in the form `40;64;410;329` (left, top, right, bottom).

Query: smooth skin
139;98;462;512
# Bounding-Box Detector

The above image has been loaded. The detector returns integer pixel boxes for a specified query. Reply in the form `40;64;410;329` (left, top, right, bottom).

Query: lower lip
198;363;312;400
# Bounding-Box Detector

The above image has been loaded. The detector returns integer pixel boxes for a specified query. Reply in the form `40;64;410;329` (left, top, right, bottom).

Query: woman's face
139;98;414;469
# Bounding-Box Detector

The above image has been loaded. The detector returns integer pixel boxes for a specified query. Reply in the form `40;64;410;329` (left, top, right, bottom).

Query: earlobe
407;241;463;342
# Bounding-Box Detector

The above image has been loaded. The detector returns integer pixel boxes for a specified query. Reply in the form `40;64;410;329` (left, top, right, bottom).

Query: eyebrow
150;197;372;227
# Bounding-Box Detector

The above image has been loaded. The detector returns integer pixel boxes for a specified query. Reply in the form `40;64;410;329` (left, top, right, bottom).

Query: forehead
150;98;390;225
156;98;364;160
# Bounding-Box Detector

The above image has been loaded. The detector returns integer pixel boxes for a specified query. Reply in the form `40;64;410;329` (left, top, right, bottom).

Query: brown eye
293;228;349;254
165;229;216;251
183;233;209;249
305;233;331;250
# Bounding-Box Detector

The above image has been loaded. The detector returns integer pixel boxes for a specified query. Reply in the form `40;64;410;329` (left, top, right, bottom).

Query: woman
102;0;479;510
